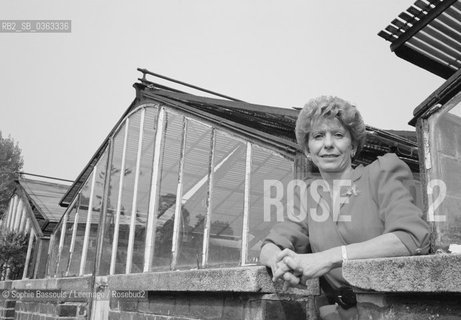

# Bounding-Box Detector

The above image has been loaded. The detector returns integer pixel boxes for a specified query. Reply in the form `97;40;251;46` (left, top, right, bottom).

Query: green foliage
0;131;24;218
0;228;28;280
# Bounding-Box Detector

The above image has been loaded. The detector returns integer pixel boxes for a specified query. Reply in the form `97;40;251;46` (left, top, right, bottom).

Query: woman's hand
271;258;302;287
259;243;302;288
273;248;341;285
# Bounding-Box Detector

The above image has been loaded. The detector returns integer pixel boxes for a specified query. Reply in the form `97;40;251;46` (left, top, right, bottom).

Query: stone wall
0;276;92;320
14;301;87;320
0;281;14;320
0;267;320;320
0;300;15;320
106;267;319;320
343;254;461;319
108;292;315;320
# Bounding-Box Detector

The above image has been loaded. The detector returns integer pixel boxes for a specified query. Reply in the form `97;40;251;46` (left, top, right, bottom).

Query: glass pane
46;228;61;277
13;198;23;231
429;99;461;246
68;179;91;276
115;111;142;274
26;234;37;279
99;124;126;275
176;119;212;268
248;145;293;263
131;107;158;273
84;149;108;274
56;205;77;277
208;131;246;266
152;111;183;270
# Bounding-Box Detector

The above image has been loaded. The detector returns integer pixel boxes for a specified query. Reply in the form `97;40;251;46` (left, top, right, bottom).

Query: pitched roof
140;81;419;168
60;70;420;206
379;0;461;79
18;177;71;234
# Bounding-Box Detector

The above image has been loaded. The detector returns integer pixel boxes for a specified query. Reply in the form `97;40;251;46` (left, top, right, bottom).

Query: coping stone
342;254;461;292
0;281;12;290
11;276;92;291
108;266;319;296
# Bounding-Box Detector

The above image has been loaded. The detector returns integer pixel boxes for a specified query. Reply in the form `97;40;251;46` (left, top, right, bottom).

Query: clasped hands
271;248;335;289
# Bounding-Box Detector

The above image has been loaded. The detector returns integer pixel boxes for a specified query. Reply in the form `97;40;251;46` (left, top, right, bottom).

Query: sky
0;1;444;181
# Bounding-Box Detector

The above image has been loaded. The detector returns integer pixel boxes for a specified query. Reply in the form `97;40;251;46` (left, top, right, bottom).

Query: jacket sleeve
261;182;311;254
262;220;310;253
370;153;431;255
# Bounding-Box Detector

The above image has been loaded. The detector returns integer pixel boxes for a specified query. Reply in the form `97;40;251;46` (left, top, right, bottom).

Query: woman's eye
335;133;344;138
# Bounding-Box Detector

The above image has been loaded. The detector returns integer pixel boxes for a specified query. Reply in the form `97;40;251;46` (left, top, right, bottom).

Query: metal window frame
6;196;15;230
46;233;55;278
161;107;295;270
94;137;114;276
54;211;69;276
419;92;461;248
144;107;166;272
6;196;16;230
201;128;216;267
18;207;27;233
52;193;80;277
12;196;19;230
13;198;23;231
171;116;187;270
79;167;98;276
143;93;298;159
24;217;31;234
126;108;146;274
173;118;213;268
110;118;130;275
241;142;252;265
11;197;19;231
22;229;36;279
52;100;297;276
33;237;44;279
5;197;13;229
66;195;81;277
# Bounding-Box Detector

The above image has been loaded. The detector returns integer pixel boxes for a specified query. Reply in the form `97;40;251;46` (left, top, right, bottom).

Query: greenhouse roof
16;176;71;235
60;70;420;206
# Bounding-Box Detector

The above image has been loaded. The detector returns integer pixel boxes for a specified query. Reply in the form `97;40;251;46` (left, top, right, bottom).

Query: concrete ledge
108;266;319;296
0;281;12;290
343;254;461;292
11;276;92;291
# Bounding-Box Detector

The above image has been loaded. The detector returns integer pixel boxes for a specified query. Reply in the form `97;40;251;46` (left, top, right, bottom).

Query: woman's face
306;117;356;174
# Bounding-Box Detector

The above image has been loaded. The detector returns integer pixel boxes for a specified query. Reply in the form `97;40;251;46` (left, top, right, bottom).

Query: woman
259;96;430;319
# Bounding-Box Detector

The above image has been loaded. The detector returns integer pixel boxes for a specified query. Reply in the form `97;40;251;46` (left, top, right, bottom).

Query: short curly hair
295;96;366;157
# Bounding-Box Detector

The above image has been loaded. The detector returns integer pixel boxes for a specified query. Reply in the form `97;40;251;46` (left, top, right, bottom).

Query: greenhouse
0;68;442;320
1;175;70;280
44;69;422;281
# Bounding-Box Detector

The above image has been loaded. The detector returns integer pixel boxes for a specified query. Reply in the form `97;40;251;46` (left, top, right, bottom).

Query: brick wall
109;292;316;320
13;301;88;320
0;267;319;320
0;281;14;320
0;299;16;320
0;298;89;320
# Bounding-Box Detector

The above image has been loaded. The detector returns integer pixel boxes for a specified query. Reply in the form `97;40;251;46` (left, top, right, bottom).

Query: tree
0;228;28;280
0;131;24;219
